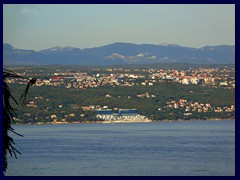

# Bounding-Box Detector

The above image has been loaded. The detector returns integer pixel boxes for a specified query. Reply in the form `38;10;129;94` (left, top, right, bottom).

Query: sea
5;120;235;176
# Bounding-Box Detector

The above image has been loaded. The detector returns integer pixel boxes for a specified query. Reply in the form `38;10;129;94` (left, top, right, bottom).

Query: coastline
13;118;235;125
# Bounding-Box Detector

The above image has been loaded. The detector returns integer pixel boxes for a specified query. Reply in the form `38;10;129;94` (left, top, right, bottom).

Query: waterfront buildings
96;109;149;121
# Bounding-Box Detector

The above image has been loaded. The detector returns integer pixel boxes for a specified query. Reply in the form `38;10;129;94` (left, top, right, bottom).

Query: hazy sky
3;4;235;51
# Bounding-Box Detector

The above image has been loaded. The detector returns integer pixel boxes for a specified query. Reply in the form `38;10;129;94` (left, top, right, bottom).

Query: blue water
5;120;235;176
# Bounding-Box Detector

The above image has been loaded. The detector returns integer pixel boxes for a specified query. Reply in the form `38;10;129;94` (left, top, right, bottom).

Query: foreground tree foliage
3;69;36;173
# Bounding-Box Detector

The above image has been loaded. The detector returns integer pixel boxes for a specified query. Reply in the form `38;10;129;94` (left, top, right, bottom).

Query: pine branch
3;69;37;173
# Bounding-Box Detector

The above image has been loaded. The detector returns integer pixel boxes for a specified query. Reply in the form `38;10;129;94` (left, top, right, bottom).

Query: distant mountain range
3;43;235;65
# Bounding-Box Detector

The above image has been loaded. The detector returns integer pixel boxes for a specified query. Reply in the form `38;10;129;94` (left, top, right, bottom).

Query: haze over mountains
3;43;235;65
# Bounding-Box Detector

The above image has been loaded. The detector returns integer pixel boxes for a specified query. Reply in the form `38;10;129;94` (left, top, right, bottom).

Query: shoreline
13;118;235;125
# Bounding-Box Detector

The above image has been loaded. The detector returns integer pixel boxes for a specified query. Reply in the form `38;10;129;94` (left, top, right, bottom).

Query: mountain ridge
3;42;235;65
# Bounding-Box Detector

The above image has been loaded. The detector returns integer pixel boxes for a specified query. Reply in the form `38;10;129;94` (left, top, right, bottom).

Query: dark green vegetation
9;80;235;124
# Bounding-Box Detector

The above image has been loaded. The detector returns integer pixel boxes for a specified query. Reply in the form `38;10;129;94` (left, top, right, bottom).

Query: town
7;65;235;89
5;64;235;124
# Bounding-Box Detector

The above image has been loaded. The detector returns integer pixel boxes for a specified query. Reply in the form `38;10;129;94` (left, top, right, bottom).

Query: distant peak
3;43;14;50
158;43;179;47
49;46;73;50
40;46;82;52
49;46;64;51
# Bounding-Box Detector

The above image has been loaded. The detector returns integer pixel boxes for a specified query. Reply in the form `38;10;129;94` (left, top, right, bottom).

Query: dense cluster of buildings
6;67;235;90
149;67;235;87
163;99;235;115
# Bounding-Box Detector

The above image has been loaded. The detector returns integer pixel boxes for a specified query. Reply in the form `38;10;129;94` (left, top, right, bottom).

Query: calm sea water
5;120;235;176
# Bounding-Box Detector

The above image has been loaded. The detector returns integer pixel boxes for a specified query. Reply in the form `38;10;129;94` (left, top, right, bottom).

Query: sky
3;4;235;51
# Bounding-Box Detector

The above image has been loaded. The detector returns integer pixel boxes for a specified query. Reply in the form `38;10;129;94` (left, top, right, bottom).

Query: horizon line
3;42;236;51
